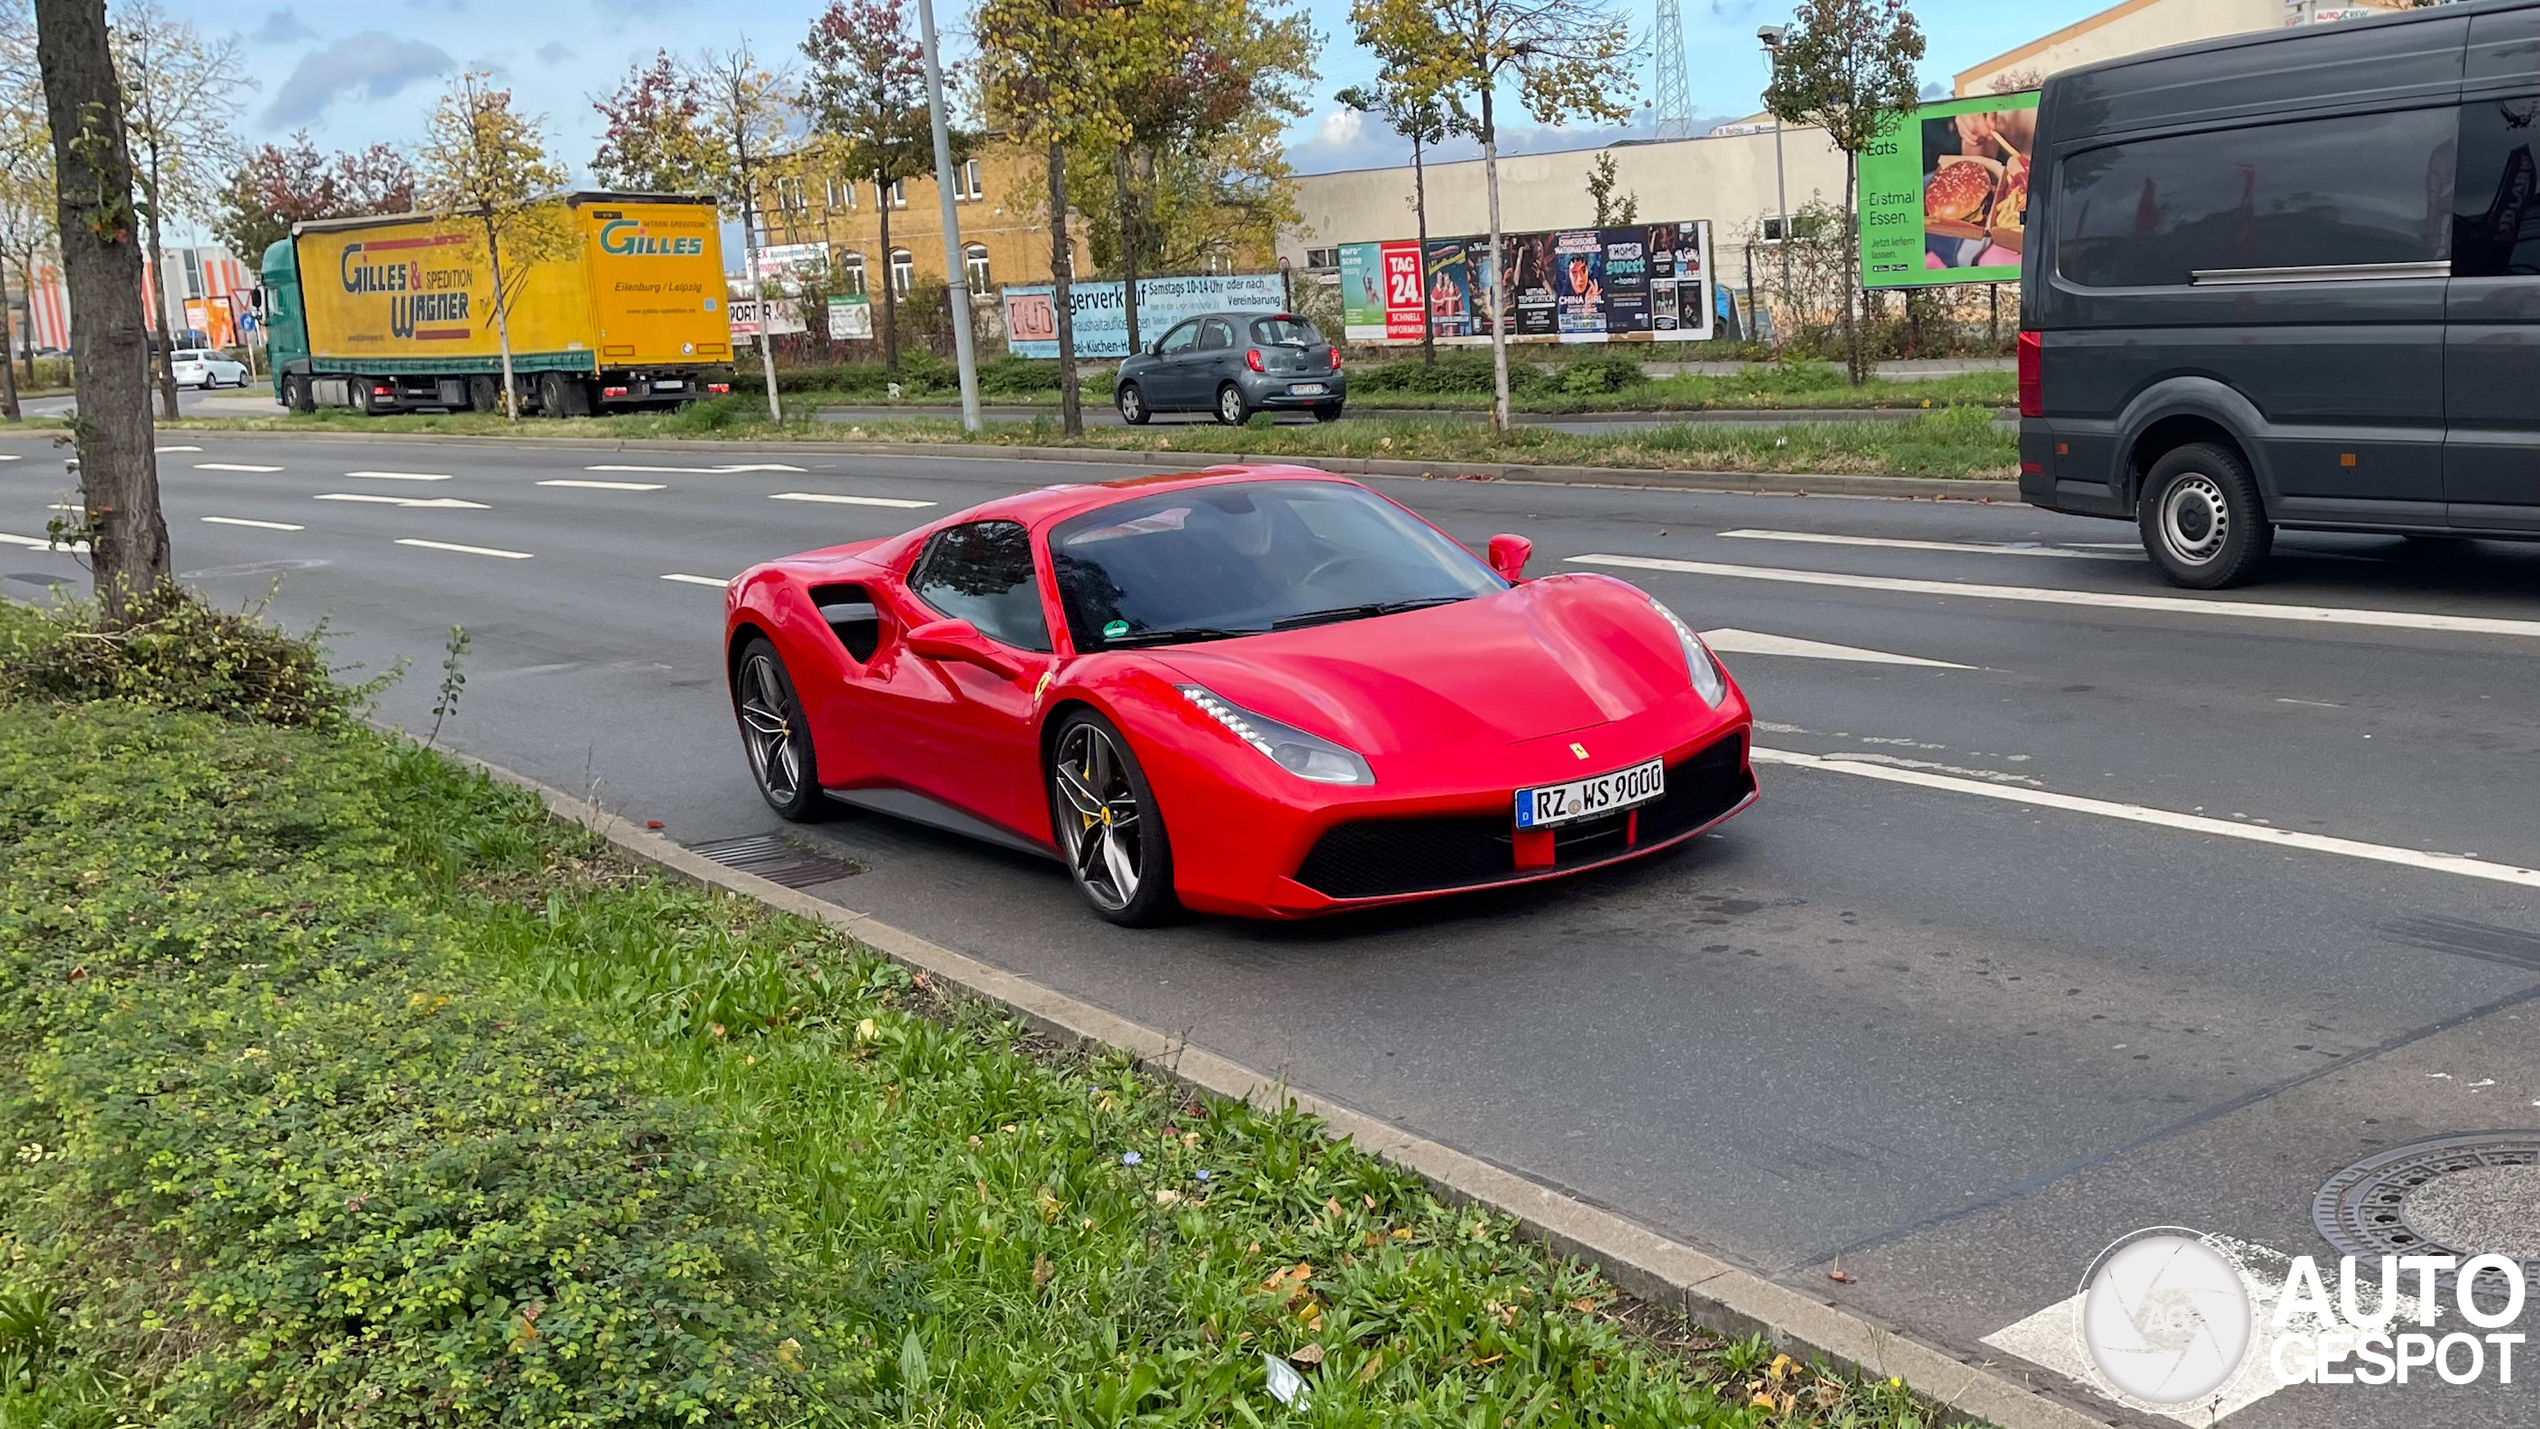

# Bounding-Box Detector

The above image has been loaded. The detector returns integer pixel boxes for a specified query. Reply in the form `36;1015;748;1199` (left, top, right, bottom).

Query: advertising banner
1001;272;1287;358
1858;91;2038;288
825;293;873;340
727;296;803;339
1339;220;1711;345
1338;242;1387;342
184;296;239;349
1378;241;1425;342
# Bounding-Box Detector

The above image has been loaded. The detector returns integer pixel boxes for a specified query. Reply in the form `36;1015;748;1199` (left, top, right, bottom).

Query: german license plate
655;379;685;390
1513;759;1664;829
1290;382;1328;395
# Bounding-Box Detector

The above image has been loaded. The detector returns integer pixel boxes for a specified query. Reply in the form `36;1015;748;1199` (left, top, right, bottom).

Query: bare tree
1338;78;1462;366
416;71;571;421
112;2;247;419
693;44;794;421
34;0;165;615
0;0;51;419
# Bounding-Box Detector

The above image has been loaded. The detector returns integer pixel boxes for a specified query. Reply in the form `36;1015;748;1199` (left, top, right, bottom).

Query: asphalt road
812;401;1953;434
5;432;2536;1427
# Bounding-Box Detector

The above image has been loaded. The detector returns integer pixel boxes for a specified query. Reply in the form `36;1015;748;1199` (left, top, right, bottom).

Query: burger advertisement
1858;90;2038;289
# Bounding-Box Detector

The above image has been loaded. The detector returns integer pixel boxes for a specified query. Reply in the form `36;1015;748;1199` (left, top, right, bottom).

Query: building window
889;247;914;296
773;175;807;213
964;243;991;294
881;177;908;209
1303;247;1339;270
838;251;867;295
826;177;856;210
959;158;983;201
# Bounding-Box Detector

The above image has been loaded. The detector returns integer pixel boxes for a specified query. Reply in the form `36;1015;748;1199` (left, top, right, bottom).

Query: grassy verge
0;595;1961;1426
139;401;2015;480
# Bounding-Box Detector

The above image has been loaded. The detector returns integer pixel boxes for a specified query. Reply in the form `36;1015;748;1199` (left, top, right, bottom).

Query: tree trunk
1114;144;1140;355
36;0;166;620
0;261;18;421
740;163;782;420
1480;89;1508;433
878;175;900;373
1842;150;1863;387
144;163;179;419
1047;136;1080;438
487;221;520;421
1412;133;1433;367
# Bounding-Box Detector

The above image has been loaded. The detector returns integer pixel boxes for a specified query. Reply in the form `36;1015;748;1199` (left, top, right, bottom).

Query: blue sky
189;0;2108;177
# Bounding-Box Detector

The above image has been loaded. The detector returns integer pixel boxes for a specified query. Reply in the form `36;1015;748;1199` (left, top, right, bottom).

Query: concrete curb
438;745;2114;1429
0;426;2021;502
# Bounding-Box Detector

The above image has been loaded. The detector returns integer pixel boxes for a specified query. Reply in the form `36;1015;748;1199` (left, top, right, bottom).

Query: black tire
2137;441;2272;589
284;374;314;413
731;637;826;822
1311;403;1343;423
468;376;500;412
1116;381;1151;425
1047;710;1177;926
1214;383;1249;427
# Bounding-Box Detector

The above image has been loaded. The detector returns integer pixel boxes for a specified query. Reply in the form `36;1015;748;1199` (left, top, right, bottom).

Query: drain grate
685;833;863;889
2313;1131;2540;1276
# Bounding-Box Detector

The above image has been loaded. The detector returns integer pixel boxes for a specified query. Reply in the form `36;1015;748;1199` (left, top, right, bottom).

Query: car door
1147;320;1203;408
2445;12;2540;533
1191;317;1240;408
869;520;1059;841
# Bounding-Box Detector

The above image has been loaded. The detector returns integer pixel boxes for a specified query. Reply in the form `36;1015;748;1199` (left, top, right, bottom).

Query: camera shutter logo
2077;1229;2254;1406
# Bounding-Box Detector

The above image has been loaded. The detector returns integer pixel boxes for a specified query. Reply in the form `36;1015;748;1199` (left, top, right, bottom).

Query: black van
2018;1;2539;587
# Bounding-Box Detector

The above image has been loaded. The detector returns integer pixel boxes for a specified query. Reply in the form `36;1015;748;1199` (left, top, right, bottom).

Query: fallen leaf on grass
1289;1343;1325;1367
1355;1350;1385;1384
1032;1257;1054;1286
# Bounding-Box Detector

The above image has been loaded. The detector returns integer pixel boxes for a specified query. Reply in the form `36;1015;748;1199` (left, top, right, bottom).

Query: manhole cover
2313;1131;2540;1274
685;833;863;889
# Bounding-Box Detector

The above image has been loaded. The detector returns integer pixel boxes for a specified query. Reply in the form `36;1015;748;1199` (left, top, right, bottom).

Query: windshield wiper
1100;625;1265;647
1269;595;1471;631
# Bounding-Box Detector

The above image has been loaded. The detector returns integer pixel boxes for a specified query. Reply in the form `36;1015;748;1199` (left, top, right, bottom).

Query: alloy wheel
738;652;804;804
1053;722;1145;911
2158;473;2231;565
1118;384;1144;422
1217;385;1244;425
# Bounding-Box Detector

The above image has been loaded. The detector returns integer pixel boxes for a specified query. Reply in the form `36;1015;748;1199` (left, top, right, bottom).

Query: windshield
1050;480;1503;649
1252;317;1322;347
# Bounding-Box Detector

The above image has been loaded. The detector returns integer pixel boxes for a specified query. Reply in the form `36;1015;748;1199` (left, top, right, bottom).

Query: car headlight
1178;684;1374;786
1649;599;1728;707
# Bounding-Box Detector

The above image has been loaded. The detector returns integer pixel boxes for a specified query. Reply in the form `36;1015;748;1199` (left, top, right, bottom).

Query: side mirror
906;618;1018;676
1487;533;1533;582
1148;339;1164;356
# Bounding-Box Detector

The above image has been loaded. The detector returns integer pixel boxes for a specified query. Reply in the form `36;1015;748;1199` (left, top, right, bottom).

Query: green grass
0;596;1964;1426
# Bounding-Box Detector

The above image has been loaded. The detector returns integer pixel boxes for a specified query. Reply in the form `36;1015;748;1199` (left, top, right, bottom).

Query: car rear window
1252;317;1323;347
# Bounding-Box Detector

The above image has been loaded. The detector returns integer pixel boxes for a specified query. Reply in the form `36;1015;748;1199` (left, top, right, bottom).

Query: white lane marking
661;573;733;587
0;453;18;461
314;493;490;509
47;503;80;511
1754;746;2540;889
155;444;201;452
1716;528;2139;561
768;490;937;509
1984;1235;2396;1424
540;478;666;491
1700;626;1970;668
0;531;88;552
587;462;805;473
345;469;452;481
1571;554;2540;640
195;461;283;473
203;516;305;531
395;537;532;560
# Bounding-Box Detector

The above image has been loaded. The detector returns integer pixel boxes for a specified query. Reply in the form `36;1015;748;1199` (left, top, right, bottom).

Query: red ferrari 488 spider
723;465;1755;924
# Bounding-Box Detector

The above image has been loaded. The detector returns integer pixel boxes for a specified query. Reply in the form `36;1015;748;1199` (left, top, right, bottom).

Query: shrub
0;584;354;726
1556;352;1649;394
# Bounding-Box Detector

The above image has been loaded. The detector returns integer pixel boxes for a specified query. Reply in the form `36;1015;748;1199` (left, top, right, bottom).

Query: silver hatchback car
1114;311;1345;425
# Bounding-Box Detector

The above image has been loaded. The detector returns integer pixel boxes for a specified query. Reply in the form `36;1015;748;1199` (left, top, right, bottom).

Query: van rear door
2443;8;2540;534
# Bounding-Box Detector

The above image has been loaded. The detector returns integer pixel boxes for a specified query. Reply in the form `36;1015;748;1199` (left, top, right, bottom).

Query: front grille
1292;731;1753;901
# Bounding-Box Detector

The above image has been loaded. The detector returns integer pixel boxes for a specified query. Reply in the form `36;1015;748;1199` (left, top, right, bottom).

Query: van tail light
707;383;730;394
1245;348;1265;373
1329;347;1343;369
2017;330;2042;418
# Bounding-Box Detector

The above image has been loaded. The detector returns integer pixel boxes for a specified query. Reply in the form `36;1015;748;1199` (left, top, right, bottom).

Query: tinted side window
1158;321;1199;355
1198;318;1235;350
2056;107;2457;287
910;520;1051;652
2453;95;2540;278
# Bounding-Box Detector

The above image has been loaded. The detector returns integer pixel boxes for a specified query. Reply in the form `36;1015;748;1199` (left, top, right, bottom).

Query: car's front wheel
1311;403;1342;423
1214;383;1249;426
1048;711;1176;926
2139;442;2271;589
732;637;826;822
1116;381;1150;425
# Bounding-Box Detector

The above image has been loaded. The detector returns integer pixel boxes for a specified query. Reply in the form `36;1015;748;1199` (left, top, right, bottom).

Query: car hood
1148;574;1692;755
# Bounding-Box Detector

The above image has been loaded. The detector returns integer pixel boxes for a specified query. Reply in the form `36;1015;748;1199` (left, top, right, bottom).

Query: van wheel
2138;443;2271;589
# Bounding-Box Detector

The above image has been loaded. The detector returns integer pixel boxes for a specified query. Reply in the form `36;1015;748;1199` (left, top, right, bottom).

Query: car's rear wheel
733;637;826;822
1311;403;1342;422
1214;383;1249;426
1049;711;1176;926
1116;381;1150;425
2139;442;2271;589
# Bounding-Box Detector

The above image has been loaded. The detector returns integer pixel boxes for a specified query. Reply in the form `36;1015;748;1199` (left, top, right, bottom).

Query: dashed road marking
0;453;18;461
195;462;283;473
1753;745;2540;889
395;537;532;560
661;573;733;587
154;444;201;452
1716;528;2139;561
346;470;452;481
315;493;489;509
540;478;667;491
203;516;305;531
768;491;936;509
0;531;87;552
1571;554;2540;640
1701;627;1969;668
587;462;805;473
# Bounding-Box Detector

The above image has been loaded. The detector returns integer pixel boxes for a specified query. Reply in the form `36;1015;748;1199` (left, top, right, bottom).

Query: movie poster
1599;227;1652;336
1423;238;1484;338
1501;230;1560;338
1553;230;1604;335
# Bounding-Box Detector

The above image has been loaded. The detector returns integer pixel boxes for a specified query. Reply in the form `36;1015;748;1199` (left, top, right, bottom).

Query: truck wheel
284;374;313;414
467;376;499;412
2138;442;2272;589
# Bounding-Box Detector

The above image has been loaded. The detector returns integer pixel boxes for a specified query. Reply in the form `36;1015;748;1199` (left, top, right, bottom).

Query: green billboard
1858;90;2038;289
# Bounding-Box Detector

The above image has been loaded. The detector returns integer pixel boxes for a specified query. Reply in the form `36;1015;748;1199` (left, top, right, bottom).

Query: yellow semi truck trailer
259;192;736;416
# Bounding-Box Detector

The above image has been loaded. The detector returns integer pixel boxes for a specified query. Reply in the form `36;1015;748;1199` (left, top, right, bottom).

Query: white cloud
1315;109;1364;146
249;8;315;46
264;33;456;127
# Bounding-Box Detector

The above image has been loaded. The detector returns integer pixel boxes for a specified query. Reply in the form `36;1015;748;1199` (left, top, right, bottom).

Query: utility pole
1758;25;1790;346
914;0;979;432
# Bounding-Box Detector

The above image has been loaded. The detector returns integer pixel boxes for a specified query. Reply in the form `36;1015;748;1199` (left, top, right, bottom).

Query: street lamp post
915;0;981;432
1757;24;1789;346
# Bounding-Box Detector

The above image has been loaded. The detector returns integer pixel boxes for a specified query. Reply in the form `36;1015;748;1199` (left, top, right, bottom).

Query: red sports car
723;465;1755;924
